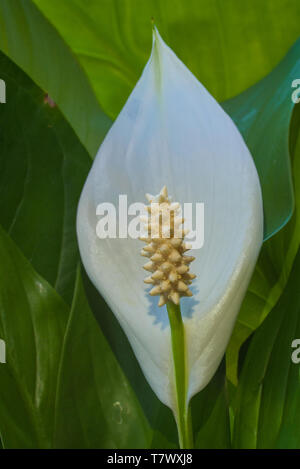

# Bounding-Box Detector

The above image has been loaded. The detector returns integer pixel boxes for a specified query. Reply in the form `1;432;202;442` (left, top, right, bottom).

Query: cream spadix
76;28;263;412
140;186;196;307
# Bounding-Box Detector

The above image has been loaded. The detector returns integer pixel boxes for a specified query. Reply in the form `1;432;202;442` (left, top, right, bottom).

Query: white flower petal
77;28;263;411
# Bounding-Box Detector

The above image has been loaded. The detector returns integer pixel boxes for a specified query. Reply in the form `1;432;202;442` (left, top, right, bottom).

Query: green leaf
233;247;300;449
0;49;91;303
227;104;300;384
223;38;300;239
224;43;300;383
0;225;155;448
0;225;69;448
0;0;111;156
191;361;231;449
33;0;300;119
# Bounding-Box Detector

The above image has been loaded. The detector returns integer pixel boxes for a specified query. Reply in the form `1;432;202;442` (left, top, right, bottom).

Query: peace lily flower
77;28;263;447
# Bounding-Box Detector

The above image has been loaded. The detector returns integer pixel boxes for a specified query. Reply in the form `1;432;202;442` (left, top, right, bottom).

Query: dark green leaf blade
223;39;300;239
0;49;91;303
233;248;300;449
227;105;300;384
0;0;111;157
0;225;69;448
192;361;231;449
0;225;156;448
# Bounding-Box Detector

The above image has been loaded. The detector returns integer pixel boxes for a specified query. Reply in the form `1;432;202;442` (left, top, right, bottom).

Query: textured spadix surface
140;186;196;307
77;29;263;411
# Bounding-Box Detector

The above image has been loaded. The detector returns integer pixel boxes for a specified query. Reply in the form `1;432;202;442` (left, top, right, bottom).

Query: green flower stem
167;301;193;449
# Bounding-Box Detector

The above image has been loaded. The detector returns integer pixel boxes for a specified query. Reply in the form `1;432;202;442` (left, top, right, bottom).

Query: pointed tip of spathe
151;23;161;43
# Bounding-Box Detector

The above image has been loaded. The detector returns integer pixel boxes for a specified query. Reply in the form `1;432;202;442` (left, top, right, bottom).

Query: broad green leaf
227;105;300;384
223;38;300;238
0;225;69;448
225;42;300;384
233;247;300;449
0;0;111;157
33;0;300;119
0;226;154;448
0;49;91;303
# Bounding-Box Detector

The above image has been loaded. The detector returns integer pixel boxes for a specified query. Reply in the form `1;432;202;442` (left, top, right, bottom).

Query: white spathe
77;28;263;412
